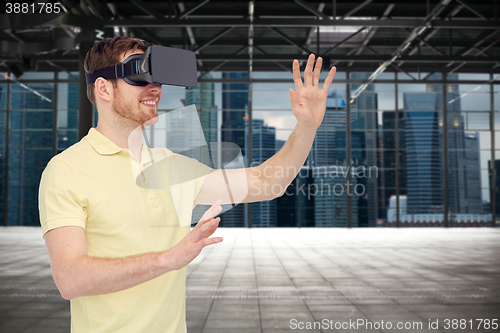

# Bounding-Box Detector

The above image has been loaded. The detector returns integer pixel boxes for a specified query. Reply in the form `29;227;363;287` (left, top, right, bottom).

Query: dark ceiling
1;0;500;79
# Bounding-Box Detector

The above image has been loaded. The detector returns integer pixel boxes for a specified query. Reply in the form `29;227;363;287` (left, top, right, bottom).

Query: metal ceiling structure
1;0;500;80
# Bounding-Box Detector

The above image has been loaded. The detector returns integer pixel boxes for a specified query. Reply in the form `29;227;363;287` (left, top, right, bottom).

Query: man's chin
142;115;159;128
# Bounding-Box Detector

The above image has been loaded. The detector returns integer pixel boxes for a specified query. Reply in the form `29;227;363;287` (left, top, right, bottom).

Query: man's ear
94;78;113;103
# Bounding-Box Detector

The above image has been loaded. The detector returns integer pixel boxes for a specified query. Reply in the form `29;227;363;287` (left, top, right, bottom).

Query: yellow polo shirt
38;128;212;333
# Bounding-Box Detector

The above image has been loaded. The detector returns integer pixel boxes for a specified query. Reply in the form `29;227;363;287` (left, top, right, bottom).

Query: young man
39;36;336;332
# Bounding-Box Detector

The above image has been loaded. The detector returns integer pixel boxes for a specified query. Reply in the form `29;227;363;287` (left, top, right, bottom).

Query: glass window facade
0;71;498;227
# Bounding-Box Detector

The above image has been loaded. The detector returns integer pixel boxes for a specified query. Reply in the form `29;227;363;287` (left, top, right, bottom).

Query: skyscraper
381;110;406;220
309;82;378;227
57;81;79;152
464;132;482;213
311;91;346;167
221;72;248;157
276;167;315;227
9;83;53;225
404;74;468;215
488;160;500;218
350;73;378;227
403;92;443;213
185;73;217;146
427;74;467;214
219;72;249;227
0;84;6;223
313;166;358;227
244;118;276;227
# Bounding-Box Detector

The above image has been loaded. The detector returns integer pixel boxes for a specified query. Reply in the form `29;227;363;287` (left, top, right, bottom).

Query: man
39;36;336;332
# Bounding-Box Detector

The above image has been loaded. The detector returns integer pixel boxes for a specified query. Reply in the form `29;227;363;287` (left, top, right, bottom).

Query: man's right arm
44;200;223;300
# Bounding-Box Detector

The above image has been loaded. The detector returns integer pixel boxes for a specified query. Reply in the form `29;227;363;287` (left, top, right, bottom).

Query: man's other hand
290;54;337;132
166;200;223;270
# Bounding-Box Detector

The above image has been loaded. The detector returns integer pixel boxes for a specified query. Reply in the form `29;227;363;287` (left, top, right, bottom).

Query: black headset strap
85;60;142;84
86;40;151;84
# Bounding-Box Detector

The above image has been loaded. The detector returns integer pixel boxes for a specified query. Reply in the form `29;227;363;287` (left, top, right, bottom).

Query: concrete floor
0;227;499;333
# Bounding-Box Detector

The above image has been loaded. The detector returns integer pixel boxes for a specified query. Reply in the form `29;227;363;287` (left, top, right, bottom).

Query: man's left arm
195;54;336;205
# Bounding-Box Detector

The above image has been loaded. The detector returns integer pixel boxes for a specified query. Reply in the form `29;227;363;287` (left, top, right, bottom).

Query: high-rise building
275;139;285;153
427;73;467;214
488;160;500;218
57;81;79;152
464;132;482;213
313;166;358;227
276;167;315;227
244;118;276;227
0;84;6;223
309;80;378;227
310;91;346;167
350;73;378;227
9;83;53;225
185;73;217;146
221;72;248;156
381;111;406;220
404;74;469;215
219;72;249;227
403;92;443;214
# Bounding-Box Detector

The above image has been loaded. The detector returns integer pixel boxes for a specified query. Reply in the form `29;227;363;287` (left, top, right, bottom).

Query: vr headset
85;43;197;88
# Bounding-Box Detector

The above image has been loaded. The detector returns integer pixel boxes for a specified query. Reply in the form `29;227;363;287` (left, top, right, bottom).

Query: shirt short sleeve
38;159;88;236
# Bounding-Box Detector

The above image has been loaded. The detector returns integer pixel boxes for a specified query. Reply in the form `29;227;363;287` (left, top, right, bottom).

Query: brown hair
84;37;149;107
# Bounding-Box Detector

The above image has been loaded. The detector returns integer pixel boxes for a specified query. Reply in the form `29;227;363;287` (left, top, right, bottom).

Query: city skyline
0;72;496;227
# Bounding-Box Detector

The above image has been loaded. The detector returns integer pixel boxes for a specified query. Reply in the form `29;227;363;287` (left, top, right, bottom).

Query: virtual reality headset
85;44;197;88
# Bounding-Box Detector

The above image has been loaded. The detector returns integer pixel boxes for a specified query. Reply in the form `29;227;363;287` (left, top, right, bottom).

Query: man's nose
147;82;161;92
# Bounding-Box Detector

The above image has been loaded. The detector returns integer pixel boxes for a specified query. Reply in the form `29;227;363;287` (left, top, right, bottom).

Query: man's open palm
290;54;337;131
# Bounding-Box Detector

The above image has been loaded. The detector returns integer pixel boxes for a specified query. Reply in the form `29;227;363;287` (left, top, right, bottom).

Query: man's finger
199;199;222;223
202;217;220;233
199;209;221;226
195;217;220;242
313;57;322;87
322;66;337;92
292;59;302;91
202;237;223;247
304;54;315;87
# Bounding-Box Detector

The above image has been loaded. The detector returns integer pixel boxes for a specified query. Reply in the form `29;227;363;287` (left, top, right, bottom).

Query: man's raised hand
290;54;337;132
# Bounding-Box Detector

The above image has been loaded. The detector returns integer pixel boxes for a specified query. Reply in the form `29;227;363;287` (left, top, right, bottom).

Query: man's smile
140;98;158;107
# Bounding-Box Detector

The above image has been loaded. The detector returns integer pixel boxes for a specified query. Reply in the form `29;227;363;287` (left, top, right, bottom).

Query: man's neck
95;123;144;163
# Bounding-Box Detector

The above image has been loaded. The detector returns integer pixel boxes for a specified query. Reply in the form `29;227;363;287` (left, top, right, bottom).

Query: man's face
110;48;162;126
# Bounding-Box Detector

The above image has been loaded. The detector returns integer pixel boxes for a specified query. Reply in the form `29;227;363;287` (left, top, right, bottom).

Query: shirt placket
140;162;161;210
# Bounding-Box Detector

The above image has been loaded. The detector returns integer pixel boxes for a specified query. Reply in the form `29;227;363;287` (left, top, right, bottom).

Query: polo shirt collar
85;128;154;165
85;128;124;155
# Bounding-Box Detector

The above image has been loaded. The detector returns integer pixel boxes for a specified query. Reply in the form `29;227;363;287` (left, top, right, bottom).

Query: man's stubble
112;85;156;128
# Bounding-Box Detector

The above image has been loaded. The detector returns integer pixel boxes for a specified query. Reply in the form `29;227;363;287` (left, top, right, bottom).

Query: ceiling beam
455;0;488;21
0;31;93;54
323;27;366;56
341;0;372;20
177;0;211;20
267;27;314;54
3;54;500;64
459;30;500;56
347;3;394;67
129;0;166;21
2;38;483;49
350;0;453;101
422;29;500;79
102;18;500;29
46;60;78;80
304;2;325;53
403;28;446;56
294;0;329;20
193;27;235;53
6;62;500;75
